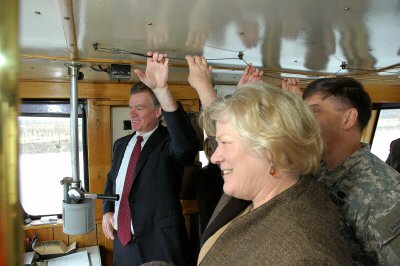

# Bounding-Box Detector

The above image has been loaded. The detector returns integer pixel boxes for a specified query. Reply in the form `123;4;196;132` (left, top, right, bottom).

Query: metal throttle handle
84;193;120;201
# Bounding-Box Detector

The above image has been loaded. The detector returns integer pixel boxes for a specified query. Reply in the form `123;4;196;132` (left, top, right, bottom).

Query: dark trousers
114;231;142;266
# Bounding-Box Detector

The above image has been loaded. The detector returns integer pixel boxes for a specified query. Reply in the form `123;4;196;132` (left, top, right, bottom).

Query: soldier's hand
238;64;263;87
282;78;303;97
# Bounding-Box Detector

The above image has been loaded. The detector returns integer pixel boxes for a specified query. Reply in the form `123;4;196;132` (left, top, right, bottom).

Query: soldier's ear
343;108;358;130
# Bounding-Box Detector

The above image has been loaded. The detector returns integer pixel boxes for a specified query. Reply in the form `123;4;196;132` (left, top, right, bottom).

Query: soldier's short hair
303;77;372;131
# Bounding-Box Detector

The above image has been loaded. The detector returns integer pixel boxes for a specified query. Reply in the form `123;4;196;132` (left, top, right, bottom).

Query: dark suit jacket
386;138;400;173
196;163;223;234
103;105;198;266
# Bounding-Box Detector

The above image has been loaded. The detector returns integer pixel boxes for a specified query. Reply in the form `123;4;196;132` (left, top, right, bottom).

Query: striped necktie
118;135;143;246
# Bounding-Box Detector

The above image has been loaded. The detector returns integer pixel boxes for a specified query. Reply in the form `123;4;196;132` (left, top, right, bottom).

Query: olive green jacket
199;175;352;266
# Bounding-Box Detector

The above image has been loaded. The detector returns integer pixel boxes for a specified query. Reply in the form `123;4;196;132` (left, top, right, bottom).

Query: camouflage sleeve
351;150;400;264
356;203;400;265
373;204;400;265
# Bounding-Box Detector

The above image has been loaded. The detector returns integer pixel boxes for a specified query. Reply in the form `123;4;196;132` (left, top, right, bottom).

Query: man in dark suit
386;138;400;173
102;52;199;266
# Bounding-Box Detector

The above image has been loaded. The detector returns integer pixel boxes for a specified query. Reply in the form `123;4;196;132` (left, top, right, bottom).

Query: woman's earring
270;165;277;176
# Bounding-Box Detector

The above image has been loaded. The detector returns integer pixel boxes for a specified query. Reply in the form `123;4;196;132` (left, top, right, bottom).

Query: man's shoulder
113;134;133;147
336;144;397;180
321;148;400;209
390;138;400;148
351;149;400;181
342;149;400;213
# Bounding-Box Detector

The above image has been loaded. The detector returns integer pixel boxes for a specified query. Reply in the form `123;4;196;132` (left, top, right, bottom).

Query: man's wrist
153;85;168;90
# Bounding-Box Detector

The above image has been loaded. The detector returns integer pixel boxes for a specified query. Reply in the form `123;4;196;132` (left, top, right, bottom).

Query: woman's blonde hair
200;82;324;175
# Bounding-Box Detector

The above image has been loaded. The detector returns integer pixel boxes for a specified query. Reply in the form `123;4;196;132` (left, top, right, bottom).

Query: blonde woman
186;56;352;265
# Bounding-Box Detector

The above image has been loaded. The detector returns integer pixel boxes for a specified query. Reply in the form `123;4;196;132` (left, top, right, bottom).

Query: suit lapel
114;135;134;180
133;125;167;182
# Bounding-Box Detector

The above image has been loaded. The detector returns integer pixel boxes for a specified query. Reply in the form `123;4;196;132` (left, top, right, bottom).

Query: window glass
371;109;400;161
19;103;85;216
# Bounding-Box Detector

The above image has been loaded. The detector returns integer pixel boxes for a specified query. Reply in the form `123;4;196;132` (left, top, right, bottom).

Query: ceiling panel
20;0;68;56
19;0;400;85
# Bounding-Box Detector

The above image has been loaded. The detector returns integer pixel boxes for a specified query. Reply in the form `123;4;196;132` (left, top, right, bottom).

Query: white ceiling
19;0;400;86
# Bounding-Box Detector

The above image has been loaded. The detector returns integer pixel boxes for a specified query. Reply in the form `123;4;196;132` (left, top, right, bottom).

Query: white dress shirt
113;126;158;233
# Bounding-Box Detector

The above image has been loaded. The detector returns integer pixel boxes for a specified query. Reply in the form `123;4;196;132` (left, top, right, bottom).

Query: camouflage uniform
316;143;400;265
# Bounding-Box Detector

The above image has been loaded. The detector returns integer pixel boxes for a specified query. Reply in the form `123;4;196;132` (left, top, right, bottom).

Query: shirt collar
134;124;158;143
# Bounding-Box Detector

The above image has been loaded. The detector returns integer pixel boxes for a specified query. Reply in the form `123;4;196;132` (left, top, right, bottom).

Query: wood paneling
365;84;400;103
23;223;99;248
87;100;112;220
24;227;54;242
19;81;200;101
298;83;400;104
53;226;69;244
361;110;378;144
68;228;98;247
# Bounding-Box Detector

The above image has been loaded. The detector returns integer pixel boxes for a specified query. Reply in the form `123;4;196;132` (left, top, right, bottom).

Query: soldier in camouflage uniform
316;144;400;265
295;77;400;265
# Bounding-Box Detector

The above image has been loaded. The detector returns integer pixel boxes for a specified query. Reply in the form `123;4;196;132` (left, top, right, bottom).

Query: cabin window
19;101;88;217
371;108;400;161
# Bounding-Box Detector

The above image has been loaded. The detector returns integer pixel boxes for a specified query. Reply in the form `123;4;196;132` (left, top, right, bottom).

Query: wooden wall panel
24;224;98;248
299;83;400;104
365;84;400;103
19;81;200;101
361;110;378;144
24;227;54;242
68;228;98;248
181;100;200;113
87;100;112;220
53;227;69;245
20;81;400;103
